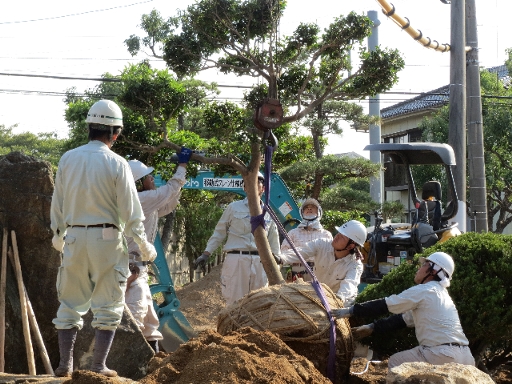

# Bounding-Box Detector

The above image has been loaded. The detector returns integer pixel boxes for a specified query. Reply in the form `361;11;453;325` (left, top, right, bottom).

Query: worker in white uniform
125;149;191;353
281;198;333;282
281;220;367;306
50;100;157;377
332;251;475;368
193;173;281;306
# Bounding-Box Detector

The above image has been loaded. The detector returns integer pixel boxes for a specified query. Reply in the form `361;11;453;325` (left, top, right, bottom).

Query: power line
0;0;154;24
0;73;121;82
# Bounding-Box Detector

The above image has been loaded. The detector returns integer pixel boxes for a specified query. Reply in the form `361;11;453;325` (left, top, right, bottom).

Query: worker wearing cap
124;148;191;353
281;220;367;306
193;172;281;306
50;100;157;377
281;198;333;282
332;251;475;368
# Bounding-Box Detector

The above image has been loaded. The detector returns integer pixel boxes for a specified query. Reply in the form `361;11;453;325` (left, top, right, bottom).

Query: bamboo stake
10;231;36;375
6;247;54;375
0;228;7;372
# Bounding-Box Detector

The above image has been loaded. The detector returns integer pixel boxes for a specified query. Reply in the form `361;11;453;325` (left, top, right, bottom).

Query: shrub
321;210;367;236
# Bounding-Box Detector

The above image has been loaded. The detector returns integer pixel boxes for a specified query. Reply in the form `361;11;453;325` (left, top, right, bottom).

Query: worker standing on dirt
50;100;157;378
125;149;191;353
281;220;367;306
193;172;281;306
281;198;332;282
332;251;475;368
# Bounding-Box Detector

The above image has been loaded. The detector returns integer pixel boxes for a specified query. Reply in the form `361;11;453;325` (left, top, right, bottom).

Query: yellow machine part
438;226;462;243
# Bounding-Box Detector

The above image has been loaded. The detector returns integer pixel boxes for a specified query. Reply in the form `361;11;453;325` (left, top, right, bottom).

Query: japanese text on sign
203;178;244;189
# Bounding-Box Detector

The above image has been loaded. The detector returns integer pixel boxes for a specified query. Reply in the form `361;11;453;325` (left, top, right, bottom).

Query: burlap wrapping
217;280;354;382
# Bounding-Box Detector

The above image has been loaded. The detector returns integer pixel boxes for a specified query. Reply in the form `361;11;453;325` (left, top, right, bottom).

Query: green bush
321;210;367;236
355;232;512;367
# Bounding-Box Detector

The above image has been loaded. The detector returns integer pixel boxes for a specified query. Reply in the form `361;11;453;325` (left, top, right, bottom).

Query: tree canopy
0;125;66;171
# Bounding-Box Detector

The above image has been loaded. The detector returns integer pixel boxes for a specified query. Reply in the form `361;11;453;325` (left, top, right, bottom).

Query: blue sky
0;0;510;157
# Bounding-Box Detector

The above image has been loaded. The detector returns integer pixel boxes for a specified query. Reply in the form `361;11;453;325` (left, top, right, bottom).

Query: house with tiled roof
378;65;508;222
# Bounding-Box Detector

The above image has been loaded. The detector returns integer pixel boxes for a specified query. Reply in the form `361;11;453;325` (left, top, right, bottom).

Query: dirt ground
60;264;511;384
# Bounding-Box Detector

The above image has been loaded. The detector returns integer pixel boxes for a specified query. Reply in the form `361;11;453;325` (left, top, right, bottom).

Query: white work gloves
139;240;157;262
331;306;354;319
351;324;375;340
52;235;65;252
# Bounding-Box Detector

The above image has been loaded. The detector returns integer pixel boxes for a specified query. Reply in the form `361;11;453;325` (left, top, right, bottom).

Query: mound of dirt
140;327;331;384
175;264;224;331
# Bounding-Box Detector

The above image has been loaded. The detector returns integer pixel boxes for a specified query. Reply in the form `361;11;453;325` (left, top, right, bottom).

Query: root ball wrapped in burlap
217;280;354;382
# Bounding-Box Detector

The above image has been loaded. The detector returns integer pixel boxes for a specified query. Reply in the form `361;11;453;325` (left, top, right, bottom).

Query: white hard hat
300;198;323;221
335;220;367;246
420;251;455;279
86;100;123;127
128;160;154;182
258;171;265;181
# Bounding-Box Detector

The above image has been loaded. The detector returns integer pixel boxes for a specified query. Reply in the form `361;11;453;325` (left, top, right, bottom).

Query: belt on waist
228;250;259;255
69;223;118;230
440;343;463;347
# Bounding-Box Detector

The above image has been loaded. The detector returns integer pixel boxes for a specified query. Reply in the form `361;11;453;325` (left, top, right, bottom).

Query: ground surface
4;264;511;383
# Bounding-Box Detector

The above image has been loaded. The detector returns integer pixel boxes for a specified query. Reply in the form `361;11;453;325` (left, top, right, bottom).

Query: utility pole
368;10;383;225
466;0;488;232
448;0;467;232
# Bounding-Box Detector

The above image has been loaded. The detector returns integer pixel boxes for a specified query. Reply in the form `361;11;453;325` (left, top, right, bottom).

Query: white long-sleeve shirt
205;198;281;256
281;225;333;252
281;238;363;304
51;140;146;244
385;281;470;347
127;166;187;255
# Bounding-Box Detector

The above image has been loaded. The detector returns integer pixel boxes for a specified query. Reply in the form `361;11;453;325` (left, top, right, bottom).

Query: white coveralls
51;141;147;331
280;220;332;282
125;166;187;342
204;198;281;306
385;281;475;368
281;238;363;306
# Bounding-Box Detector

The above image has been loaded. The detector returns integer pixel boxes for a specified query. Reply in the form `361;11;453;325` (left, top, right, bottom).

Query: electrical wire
0;0;154;25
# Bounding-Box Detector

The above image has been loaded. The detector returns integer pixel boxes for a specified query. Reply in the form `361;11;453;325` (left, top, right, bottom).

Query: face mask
303;213;317;220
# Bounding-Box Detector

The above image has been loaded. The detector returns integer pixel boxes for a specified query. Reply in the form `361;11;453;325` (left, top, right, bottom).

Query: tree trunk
244;164;284;286
311;172;324;200
160;211;176;251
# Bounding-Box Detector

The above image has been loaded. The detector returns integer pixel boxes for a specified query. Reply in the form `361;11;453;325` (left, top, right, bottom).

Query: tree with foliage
418;68;512;233
279;154;380;200
125;2;404;197
117;0;405;284
356;232;512;371
0;125;66;171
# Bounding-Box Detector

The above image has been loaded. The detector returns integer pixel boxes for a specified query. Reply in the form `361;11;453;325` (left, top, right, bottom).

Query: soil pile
175;264;224;331
139;327;331;384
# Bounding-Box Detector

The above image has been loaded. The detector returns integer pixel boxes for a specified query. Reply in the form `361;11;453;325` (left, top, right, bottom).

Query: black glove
177;146;193;163
193;253;209;270
273;254;282;265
